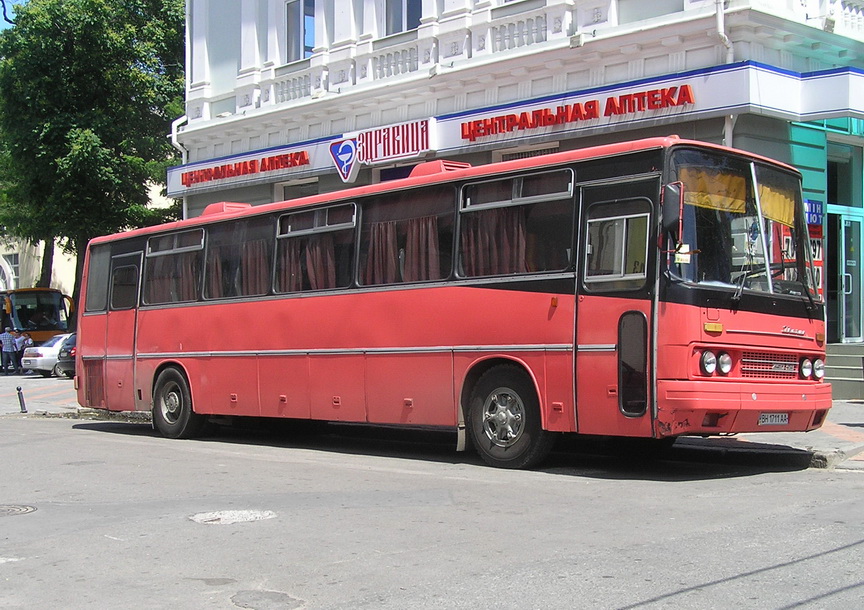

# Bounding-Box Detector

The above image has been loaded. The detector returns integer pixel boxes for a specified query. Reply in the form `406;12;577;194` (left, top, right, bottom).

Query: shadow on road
71;416;813;482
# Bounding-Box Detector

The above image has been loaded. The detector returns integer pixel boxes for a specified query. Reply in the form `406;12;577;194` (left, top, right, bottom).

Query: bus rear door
103;253;143;411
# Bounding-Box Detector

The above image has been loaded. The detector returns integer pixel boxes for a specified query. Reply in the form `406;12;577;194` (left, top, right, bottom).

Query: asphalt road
2;406;863;609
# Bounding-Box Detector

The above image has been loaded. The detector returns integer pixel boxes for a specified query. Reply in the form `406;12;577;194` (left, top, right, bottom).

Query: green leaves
0;0;183;297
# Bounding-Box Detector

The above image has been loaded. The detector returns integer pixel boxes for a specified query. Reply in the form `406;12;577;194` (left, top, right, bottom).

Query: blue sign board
805;200;823;226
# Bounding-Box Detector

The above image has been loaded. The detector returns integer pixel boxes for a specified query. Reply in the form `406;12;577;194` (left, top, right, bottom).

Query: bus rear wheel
152;368;204;439
468;365;555;469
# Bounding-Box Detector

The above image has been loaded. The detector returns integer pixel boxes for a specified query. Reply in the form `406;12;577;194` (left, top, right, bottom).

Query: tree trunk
37;240;54;288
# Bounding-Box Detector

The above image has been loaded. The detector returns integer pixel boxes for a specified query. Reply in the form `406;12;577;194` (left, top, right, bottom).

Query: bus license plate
758;412;789;426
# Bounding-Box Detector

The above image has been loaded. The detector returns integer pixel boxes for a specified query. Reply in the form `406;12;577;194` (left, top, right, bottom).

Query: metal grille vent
741;351;798;379
501;146;559;162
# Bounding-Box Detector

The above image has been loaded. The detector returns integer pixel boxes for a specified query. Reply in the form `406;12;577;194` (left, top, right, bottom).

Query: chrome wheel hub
482;388;525;448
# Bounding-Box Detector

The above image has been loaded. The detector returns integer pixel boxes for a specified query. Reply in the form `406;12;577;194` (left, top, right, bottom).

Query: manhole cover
0;505;37;517
189;510;276;525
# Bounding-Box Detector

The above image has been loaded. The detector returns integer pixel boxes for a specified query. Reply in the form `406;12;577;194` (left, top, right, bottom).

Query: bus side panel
575;295;653;437
195;355;261;416
259;355;311;419
366;353;455;426
309;355;366;421
78;314;107;409
543;351;577;432
103;309;138;412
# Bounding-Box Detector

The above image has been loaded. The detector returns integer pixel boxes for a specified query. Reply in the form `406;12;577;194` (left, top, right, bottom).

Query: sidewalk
2;374;864;469
674;399;864;469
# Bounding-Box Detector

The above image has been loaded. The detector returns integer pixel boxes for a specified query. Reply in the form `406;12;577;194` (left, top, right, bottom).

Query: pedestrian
15;331;33;374
0;327;16;375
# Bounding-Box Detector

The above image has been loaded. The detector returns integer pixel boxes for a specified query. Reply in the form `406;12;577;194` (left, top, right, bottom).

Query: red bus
76;136;831;468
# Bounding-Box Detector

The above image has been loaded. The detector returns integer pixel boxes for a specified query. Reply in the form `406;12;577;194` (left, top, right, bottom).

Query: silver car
21;333;73;377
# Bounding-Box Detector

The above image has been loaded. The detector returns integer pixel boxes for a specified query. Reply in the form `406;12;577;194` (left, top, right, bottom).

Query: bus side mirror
662;182;683;235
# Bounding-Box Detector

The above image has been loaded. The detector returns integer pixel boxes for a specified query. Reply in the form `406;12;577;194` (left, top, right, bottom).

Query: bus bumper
655;380;832;437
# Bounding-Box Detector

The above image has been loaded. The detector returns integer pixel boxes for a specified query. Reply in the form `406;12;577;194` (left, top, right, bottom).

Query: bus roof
87;135;799;246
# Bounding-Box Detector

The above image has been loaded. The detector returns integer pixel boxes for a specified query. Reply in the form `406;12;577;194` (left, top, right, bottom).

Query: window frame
274;202;358;293
286;0;315;63
583;199;651;290
385;0;422;36
143;229;205;305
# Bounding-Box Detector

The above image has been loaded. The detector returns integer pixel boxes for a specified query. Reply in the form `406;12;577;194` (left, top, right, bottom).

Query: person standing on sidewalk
0;327;17;375
15;331;33;374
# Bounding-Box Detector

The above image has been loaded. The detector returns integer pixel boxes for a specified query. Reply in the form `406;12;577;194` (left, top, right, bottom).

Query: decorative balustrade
372;44;420;79
189;0;864;123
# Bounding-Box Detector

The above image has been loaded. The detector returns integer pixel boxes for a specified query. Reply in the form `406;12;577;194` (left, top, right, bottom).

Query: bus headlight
717;352;733;375
813;359;825;380
799;358;813;379
700;351;717;375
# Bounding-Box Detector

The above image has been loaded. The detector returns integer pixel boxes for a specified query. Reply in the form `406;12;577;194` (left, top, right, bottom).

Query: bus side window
110;265;139;310
275;203;357;292
84;245;112;313
205;218;273;299
460;170;573;277
358;187;455;286
144;229;204;305
584;199;651;292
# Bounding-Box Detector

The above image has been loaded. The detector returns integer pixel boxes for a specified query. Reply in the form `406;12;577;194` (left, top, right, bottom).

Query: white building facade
171;0;864;352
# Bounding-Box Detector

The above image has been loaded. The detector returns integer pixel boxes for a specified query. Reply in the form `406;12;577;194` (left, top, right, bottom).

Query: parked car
20;333;73;377
55;333;76;379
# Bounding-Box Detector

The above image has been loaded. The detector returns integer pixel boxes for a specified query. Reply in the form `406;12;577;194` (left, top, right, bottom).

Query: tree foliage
0;0;184;297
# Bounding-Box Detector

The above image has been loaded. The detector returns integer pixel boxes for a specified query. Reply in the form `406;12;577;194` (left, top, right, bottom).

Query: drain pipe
716;0;736;147
170;115;189;164
170;115;189;218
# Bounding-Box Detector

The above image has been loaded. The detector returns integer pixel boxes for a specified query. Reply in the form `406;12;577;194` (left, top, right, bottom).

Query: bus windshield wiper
731;268;746;305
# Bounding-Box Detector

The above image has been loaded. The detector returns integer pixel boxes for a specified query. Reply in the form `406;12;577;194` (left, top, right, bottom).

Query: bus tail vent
83;359;105;408
201;202;253;216
409;160;472;178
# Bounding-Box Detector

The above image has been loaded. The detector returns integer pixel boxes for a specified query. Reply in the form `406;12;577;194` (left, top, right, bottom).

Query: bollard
16;386;27;413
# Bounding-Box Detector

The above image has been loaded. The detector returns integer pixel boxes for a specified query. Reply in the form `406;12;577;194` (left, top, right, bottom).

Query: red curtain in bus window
403;215;440;282
178;252;199;301
207;248;225;298
277;239;303;292
306;234;336;290
365;221;399;284
241;239;270;295
145;256;172;303
462;207;527;276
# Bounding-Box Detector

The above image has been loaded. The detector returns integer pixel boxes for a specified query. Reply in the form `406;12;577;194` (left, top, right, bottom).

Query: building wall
172;0;864;342
0;241;76;295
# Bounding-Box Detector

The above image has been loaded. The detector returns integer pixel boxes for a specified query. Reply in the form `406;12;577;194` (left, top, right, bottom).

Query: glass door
828;213;862;342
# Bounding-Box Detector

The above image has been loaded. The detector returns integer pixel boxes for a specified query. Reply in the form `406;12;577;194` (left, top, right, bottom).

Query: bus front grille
741;351;799;379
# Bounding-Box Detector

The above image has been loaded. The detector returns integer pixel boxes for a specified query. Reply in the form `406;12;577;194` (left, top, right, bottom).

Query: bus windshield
668;149;819;300
6;289;70;332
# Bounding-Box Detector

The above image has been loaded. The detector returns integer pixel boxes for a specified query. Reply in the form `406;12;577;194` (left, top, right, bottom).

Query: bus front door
575;180;657;438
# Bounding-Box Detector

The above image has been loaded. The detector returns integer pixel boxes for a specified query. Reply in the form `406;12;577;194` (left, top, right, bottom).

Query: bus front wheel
467;365;555;469
152;368;204;439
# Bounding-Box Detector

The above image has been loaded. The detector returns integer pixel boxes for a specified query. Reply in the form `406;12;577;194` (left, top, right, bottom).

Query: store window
281;178;319;201
827;142;862;208
385;0;422;35
287;0;315;63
